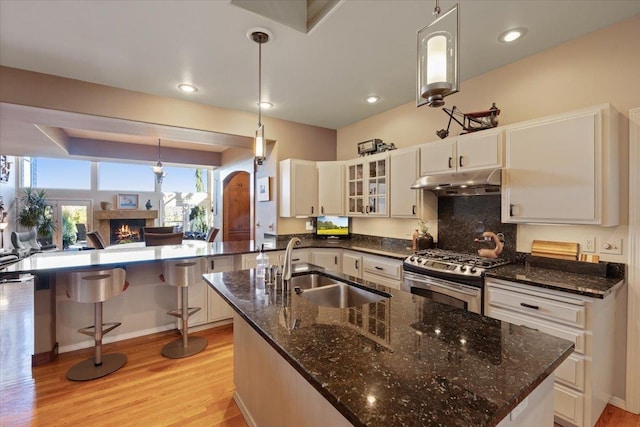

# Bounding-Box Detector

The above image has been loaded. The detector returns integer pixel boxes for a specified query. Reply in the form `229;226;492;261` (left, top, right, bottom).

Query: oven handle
404;272;480;297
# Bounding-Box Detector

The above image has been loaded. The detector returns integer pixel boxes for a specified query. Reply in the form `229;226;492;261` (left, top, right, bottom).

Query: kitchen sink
288;273;337;290
296;282;388;308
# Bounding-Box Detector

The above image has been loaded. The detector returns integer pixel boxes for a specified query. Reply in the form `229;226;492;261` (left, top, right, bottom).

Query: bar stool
66;268;128;381
160;259;208;358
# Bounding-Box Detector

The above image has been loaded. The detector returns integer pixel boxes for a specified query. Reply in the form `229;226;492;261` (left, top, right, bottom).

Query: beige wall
337;15;640;265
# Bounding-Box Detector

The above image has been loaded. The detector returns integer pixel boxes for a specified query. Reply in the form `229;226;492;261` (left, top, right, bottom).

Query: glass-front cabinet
345;153;388;217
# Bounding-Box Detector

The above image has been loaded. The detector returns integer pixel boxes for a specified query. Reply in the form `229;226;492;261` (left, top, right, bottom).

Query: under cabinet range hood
411;168;501;196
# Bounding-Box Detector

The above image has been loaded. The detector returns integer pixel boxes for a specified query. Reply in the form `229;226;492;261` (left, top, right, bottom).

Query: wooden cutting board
531;240;579;260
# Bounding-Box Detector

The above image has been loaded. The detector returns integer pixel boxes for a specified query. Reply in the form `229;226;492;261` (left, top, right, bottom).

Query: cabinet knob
311;206;314;214
412;205;416;215
321;206;324;214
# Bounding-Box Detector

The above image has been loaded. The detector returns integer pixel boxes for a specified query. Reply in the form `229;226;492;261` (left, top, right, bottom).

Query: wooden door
223;172;250;241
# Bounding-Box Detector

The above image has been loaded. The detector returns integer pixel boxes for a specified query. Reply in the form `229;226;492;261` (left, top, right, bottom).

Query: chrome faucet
281;237;301;290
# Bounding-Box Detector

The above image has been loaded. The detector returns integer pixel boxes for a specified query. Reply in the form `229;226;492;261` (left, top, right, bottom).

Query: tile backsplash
437;195;517;259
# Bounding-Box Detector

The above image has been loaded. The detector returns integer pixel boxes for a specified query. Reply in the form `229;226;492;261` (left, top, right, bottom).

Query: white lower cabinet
206;256;235;322
311;249;341;271
485;278;616;427
342;251;363;279
179;256;235;328
361;254;402;290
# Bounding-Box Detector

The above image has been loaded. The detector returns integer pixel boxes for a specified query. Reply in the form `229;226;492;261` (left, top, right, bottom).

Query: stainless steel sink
296;282;388;308
288;273;337;290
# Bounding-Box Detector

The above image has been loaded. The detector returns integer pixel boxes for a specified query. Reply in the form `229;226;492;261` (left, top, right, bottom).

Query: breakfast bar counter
204;269;575;427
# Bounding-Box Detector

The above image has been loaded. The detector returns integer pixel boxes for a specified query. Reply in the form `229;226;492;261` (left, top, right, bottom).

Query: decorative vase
145;199;152;210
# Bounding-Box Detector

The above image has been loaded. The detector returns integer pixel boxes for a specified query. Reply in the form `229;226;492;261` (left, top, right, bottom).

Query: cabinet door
366;155;388;216
311;249;341;271
420;138;456;175
390;148;419;218
318;161;345;216
280;159;318;217
346;160;366;216
502;112;599;224
456;129;503;171
206;256;234;322
342;251;362;279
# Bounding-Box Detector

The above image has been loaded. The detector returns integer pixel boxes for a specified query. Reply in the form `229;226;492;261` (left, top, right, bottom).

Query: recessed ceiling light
257;101;273;109
498;27;527;43
178;83;198;93
366;96;380;104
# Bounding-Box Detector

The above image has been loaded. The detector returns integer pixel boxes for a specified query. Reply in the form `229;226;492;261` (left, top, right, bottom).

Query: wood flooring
1;280;638;426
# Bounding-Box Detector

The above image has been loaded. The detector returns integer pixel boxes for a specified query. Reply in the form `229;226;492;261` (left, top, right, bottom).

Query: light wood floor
1;280;638;426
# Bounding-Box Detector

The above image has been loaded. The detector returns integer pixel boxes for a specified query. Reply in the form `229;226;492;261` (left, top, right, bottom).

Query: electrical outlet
600;238;623;255
582;237;597;253
305;221;313;231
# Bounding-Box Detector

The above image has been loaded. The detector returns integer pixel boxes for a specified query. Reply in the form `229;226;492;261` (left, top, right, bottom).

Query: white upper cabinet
280;159;318;217
317;161;345;216
502;104;619;226
420;129;503;176
345;152;389;217
390;147;420;218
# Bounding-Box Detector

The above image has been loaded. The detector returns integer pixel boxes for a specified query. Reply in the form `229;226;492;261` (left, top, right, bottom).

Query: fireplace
110;219;145;244
94;209;158;245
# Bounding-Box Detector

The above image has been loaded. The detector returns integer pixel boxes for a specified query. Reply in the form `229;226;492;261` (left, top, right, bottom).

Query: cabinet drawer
488;307;585;354
362;257;402;281
208;256;233;272
554;383;584;427
487;286;585;328
555;353;585;392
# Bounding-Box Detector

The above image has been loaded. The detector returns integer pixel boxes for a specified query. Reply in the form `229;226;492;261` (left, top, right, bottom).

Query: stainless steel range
402;249;510;314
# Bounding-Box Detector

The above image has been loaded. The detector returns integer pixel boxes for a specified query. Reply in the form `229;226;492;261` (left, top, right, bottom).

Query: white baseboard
58;323;175;353
233;391;256;427
609;396;626;411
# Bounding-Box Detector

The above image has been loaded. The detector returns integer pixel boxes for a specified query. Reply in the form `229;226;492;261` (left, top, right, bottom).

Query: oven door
402;271;482;314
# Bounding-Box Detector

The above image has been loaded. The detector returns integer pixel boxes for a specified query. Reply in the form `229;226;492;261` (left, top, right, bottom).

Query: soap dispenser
255;244;270;278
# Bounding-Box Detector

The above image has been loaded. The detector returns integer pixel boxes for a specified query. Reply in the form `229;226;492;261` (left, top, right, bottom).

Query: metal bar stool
160;259;208;358
66;268;128;381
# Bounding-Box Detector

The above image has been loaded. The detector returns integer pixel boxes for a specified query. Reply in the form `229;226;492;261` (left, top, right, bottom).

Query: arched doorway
223;171;251;241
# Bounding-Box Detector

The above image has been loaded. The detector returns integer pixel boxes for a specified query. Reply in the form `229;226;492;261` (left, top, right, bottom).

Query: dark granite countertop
486;263;624;299
204;269;574;427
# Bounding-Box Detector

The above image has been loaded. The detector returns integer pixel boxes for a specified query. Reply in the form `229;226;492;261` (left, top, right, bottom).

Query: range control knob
470;267;477;273
460;265;467;272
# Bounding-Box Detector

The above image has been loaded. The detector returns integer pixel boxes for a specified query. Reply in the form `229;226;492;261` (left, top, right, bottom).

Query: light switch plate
600;238;622;255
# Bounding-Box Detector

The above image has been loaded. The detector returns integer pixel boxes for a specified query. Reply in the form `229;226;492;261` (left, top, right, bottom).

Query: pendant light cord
258;40;262;128
433;0;440;16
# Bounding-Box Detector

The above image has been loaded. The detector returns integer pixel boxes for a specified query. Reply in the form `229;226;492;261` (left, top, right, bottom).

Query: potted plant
17;187;55;242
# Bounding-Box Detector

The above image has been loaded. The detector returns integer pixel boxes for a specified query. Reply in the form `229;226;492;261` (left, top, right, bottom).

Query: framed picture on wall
257;177;270;202
0;155;10;183
117;193;139;209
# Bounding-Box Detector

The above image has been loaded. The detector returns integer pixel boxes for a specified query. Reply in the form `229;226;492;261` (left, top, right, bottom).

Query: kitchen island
204;269;575;427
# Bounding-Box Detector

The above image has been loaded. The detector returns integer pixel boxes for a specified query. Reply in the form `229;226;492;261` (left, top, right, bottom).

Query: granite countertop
204;269;574;427
486;263;624;299
1;238;412;274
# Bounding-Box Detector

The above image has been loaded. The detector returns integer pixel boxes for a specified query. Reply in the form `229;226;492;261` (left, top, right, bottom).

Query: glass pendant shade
152;139;166;183
417;4;459;108
255;124;266;165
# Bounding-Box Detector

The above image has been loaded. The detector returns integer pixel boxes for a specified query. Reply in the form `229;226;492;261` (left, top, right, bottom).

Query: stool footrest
167;307;201;319
77;322;122;337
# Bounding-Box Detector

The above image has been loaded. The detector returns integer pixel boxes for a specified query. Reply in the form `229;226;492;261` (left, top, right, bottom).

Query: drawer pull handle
520;302;539;310
292;258;300;262
374;266;384;271
448;157;453;169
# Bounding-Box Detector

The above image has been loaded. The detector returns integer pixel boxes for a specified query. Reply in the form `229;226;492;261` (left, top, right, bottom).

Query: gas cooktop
403;249;510;279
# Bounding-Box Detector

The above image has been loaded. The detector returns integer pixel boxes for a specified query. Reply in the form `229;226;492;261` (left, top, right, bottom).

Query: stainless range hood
411;168;501;196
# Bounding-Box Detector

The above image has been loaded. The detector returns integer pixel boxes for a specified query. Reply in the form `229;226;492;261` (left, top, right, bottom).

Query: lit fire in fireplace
115;224;141;243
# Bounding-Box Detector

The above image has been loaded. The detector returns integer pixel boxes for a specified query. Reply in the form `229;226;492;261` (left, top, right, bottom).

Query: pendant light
152;139;166;184
417;1;459;108
250;29;270;166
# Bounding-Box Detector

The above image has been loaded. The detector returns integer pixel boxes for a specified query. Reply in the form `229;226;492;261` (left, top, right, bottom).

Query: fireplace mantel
94;210;158;245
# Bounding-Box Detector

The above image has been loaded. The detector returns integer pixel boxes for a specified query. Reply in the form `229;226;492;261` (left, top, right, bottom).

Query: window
161;166;208;193
98;161;155;191
162;167;210;232
21;157;91;189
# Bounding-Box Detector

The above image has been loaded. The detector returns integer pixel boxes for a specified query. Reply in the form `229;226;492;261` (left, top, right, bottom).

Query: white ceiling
0;0;639;159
